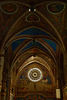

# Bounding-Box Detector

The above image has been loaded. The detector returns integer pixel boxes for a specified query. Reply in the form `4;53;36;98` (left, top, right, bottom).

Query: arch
15;56;55;86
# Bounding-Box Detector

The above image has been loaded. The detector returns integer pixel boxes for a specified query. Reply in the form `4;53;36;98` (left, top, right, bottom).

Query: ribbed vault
0;0;67;100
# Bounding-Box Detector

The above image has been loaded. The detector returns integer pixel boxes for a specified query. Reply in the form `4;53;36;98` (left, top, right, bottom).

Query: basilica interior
0;0;67;100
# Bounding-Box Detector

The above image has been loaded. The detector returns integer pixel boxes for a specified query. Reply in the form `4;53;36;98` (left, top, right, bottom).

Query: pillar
1;47;11;100
5;75;11;100
1;72;7;100
56;80;61;100
57;52;65;100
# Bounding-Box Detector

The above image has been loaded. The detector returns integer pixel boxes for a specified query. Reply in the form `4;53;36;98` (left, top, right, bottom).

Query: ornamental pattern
28;68;42;82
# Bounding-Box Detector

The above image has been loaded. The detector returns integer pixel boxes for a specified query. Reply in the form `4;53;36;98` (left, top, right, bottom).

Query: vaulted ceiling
0;0;67;99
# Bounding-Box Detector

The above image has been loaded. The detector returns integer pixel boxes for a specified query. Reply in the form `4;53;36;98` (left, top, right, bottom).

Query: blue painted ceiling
20;41;47;53
11;39;26;52
43;39;57;52
11;28;57;53
16;27;51;36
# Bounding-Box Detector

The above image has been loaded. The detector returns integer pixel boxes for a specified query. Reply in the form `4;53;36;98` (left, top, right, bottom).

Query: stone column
56;80;61;100
1;80;6;100
2;47;11;100
57;52;65;100
5;75;11;100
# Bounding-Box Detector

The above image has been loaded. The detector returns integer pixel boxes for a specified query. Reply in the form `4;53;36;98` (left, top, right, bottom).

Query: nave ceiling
0;0;67;99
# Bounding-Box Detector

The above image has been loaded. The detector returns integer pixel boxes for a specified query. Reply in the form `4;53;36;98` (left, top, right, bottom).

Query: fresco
17;64;52;93
0;2;18;14
25;94;45;100
47;2;65;14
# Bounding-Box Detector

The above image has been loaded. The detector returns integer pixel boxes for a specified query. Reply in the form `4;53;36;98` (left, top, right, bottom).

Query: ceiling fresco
19;41;48;53
47;2;66;14
36;2;66;34
10;27;57;55
11;39;26;52
16;27;51;36
0;2;18;14
0;1;28;46
42;39;57;52
0;1;66;45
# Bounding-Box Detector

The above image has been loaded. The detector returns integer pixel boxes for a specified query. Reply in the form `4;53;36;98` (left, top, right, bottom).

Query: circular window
28;68;42;82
